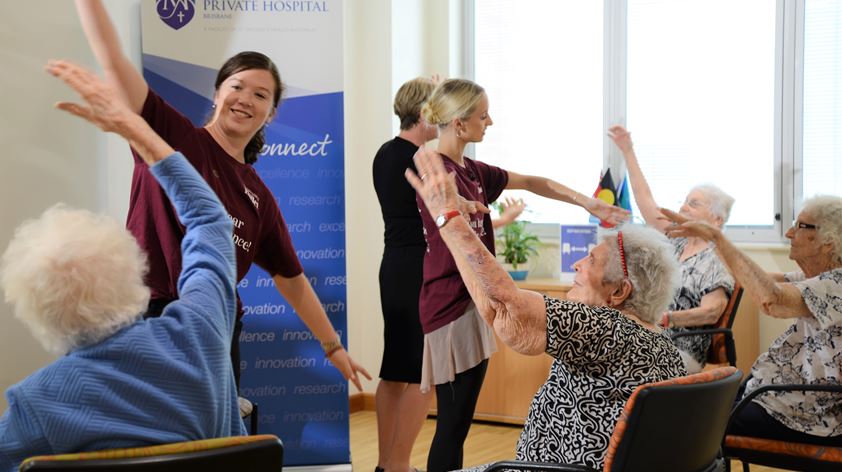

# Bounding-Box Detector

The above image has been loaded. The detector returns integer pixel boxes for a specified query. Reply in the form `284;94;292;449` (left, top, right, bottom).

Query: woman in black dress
372;77;438;472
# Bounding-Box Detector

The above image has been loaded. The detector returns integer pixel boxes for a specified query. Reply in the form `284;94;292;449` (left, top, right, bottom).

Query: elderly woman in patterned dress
609;125;735;373
405;147;687;471
663;195;842;446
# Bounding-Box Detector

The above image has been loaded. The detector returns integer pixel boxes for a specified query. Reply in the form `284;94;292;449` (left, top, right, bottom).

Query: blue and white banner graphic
560;225;597;274
142;0;347;466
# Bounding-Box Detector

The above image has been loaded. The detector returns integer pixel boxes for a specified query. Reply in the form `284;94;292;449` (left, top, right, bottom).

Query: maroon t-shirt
128;91;303;317
416;154;508;333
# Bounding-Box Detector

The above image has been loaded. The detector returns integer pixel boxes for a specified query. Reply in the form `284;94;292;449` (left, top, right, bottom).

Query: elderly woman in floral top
609;125;735;373
405;147;687;470
664;194;842;446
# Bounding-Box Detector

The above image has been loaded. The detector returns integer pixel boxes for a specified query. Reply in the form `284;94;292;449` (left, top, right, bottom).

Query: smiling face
209;68;277;141
457;93;493;142
567;242;621;306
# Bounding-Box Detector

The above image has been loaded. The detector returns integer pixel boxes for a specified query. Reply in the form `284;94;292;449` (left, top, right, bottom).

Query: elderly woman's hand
661;208;722;242
583;197;630;227
47;60;137;136
607;125;634;154
405;146;461;219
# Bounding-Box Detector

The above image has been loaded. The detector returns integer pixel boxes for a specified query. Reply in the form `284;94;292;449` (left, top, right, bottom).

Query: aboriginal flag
591;169;617;228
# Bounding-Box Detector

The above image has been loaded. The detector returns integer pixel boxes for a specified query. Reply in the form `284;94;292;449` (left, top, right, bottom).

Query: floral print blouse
745;268;842;436
664;238;734;366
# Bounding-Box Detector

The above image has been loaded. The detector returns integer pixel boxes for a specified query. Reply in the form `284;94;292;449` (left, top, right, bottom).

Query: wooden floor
349;410;785;471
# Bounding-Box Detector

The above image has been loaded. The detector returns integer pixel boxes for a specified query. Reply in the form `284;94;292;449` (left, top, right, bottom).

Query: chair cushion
725;435;842;463
21;435;278;465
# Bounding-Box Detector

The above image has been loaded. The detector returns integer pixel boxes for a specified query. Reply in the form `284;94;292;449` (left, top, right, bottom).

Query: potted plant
496;220;540;281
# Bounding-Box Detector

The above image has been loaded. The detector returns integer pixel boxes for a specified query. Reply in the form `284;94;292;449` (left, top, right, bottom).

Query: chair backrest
604;366;742;472
20;435;283;471
708;284;743;364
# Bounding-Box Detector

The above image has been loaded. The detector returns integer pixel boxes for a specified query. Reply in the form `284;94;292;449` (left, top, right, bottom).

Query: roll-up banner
141;1;348;467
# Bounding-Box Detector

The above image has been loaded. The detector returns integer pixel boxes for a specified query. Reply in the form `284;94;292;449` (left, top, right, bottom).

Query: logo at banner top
156;0;195;30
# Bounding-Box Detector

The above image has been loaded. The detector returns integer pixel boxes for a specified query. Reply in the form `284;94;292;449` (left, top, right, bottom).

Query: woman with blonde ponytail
417;79;628;472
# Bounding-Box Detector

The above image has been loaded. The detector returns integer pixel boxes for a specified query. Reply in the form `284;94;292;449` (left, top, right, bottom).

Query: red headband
617;231;629;279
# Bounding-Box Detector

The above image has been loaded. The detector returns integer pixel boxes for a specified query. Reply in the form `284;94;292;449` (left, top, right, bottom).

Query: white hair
1;204;149;354
801;195;842;265
601;224;680;324
691;184;735;226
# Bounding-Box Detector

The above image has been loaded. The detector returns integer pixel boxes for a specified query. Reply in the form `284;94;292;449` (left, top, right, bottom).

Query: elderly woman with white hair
609;125;736;373
663;195;842;446
405;147;687;471
0;61;243;471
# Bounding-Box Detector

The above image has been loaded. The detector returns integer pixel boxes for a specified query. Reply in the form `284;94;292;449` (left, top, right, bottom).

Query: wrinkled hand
327;348;371;392
498;197;526;224
660;208;721;242
457;194;490;218
583;197;630;226
607;125;634;154
405;146;460;218
46;59;135;136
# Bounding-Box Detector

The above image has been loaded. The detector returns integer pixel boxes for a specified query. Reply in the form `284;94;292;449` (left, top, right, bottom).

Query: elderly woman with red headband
405;147;687;471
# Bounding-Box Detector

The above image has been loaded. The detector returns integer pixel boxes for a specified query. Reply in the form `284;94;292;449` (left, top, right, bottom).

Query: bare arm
407;149;548;355
75;0;148;111
273;273;371;391
608;125;667;231
666;288;728;327
506;170;629;227
662;210;811;319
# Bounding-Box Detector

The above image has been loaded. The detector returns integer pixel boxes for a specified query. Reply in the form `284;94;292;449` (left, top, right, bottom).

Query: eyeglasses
791;220;818;230
617;231;629;278
683;198;711;210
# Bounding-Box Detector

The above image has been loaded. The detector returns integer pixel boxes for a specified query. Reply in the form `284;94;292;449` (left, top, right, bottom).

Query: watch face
435;214;446;227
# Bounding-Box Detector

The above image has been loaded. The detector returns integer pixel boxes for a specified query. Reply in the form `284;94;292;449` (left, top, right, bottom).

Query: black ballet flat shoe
375;467;385;472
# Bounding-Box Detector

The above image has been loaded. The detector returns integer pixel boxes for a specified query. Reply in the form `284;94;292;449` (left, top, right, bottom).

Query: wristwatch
435;209;462;228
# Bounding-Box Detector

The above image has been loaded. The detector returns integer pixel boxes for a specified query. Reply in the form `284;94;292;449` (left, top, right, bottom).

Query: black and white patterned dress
664;238;734;366
462;296;686;471
745;268;842;436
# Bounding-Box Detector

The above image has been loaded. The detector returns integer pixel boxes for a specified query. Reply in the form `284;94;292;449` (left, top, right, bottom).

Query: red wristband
325;345;343;358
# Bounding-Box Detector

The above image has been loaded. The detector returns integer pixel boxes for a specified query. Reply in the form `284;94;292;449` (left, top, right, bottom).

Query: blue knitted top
0;153;245;471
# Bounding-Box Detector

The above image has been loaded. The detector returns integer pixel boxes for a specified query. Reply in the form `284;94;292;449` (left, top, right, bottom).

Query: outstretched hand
583;197;630;227
607;125;634;154
47;59;135;135
498;197;526;224
405;146;461;219
660;208;721;242
327;348;372;393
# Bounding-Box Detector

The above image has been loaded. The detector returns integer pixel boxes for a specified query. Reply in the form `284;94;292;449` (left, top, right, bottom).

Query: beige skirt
420;303;498;393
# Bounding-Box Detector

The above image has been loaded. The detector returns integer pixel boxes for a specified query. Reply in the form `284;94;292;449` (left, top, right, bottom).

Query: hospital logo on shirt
156;0;195;30
244;186;260;210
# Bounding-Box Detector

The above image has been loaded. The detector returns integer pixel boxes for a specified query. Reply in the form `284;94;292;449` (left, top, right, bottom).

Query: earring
212;104;217;109
456;129;462;138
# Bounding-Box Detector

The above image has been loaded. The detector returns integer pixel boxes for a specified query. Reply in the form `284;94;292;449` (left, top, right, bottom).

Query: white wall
0;1;797;415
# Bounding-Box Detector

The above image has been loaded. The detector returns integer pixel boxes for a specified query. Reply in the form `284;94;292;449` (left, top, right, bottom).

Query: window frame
464;0;824;243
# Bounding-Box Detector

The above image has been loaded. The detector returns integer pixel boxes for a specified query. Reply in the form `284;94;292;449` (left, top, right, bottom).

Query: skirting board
286;465;352;472
349;392;376;413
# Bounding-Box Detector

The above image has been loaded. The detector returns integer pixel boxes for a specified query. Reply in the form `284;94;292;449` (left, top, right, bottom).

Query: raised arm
49;59;236;335
407;148;548;355
506;171;629;227
608;125;668;231
662;209;810;318
75;0;148;112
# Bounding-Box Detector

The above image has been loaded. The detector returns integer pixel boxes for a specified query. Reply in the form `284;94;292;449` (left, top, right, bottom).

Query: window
473;0;604;225
800;0;842;201
469;0;838;242
625;0;777;230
